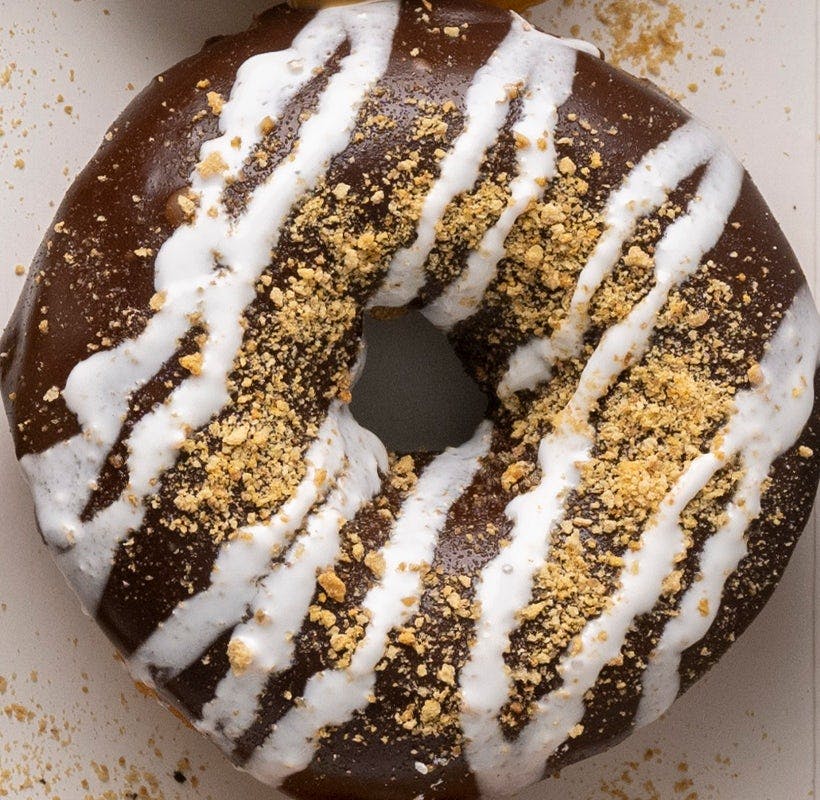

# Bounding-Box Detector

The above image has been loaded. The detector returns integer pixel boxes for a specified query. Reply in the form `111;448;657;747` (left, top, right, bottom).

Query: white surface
0;2;816;799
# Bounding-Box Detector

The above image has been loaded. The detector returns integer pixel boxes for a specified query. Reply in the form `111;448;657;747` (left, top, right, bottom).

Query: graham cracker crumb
197;151;228;178
227;638;253;675
318;570;347;603
206;90;224;115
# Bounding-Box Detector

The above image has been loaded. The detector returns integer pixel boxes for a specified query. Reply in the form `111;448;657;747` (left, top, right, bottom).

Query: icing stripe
423;32;577;329
20;1;401;611
635;286;820;727
130;405;349;681
371;16;576;310
499;120;717;397
460;145;744;797
369;20;520;308
198;407;387;748
246;422;493;784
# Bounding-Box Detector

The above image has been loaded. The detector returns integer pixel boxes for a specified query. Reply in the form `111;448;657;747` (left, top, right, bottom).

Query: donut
2;2;818;798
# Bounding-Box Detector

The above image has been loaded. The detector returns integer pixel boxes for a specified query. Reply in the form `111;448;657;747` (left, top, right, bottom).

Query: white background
0;2;816;799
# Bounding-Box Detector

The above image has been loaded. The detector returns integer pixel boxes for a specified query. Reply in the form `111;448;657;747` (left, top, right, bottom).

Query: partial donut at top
1;2;818;799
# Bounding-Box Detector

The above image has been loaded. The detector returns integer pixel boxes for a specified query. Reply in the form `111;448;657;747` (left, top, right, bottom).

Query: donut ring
2;2;818;799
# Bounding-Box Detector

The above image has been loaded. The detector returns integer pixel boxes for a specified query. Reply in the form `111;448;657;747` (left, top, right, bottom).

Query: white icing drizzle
635;285;820;728
130;406;349;681
19;1;400;611
372;17;577;311
460;143;745;797
246;422;493;784
198;406;387;747
500;120;717;397
423;33;577;330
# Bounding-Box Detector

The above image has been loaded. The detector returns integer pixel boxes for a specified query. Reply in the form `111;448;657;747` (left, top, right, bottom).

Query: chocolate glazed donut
2;2;818;798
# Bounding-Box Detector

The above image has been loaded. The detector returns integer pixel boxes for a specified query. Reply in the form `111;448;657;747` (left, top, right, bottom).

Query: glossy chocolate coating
2;3;818;799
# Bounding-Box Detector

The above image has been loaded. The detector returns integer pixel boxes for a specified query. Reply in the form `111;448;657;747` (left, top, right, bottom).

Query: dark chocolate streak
415;96;524;308
223;40;351;217
81;326;205;522
1;3;818;800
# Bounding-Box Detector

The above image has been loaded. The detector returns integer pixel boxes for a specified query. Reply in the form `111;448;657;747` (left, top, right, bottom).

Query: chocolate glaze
1;3;818;800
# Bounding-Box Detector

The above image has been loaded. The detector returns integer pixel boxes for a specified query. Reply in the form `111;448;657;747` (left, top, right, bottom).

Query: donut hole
350;309;488;453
